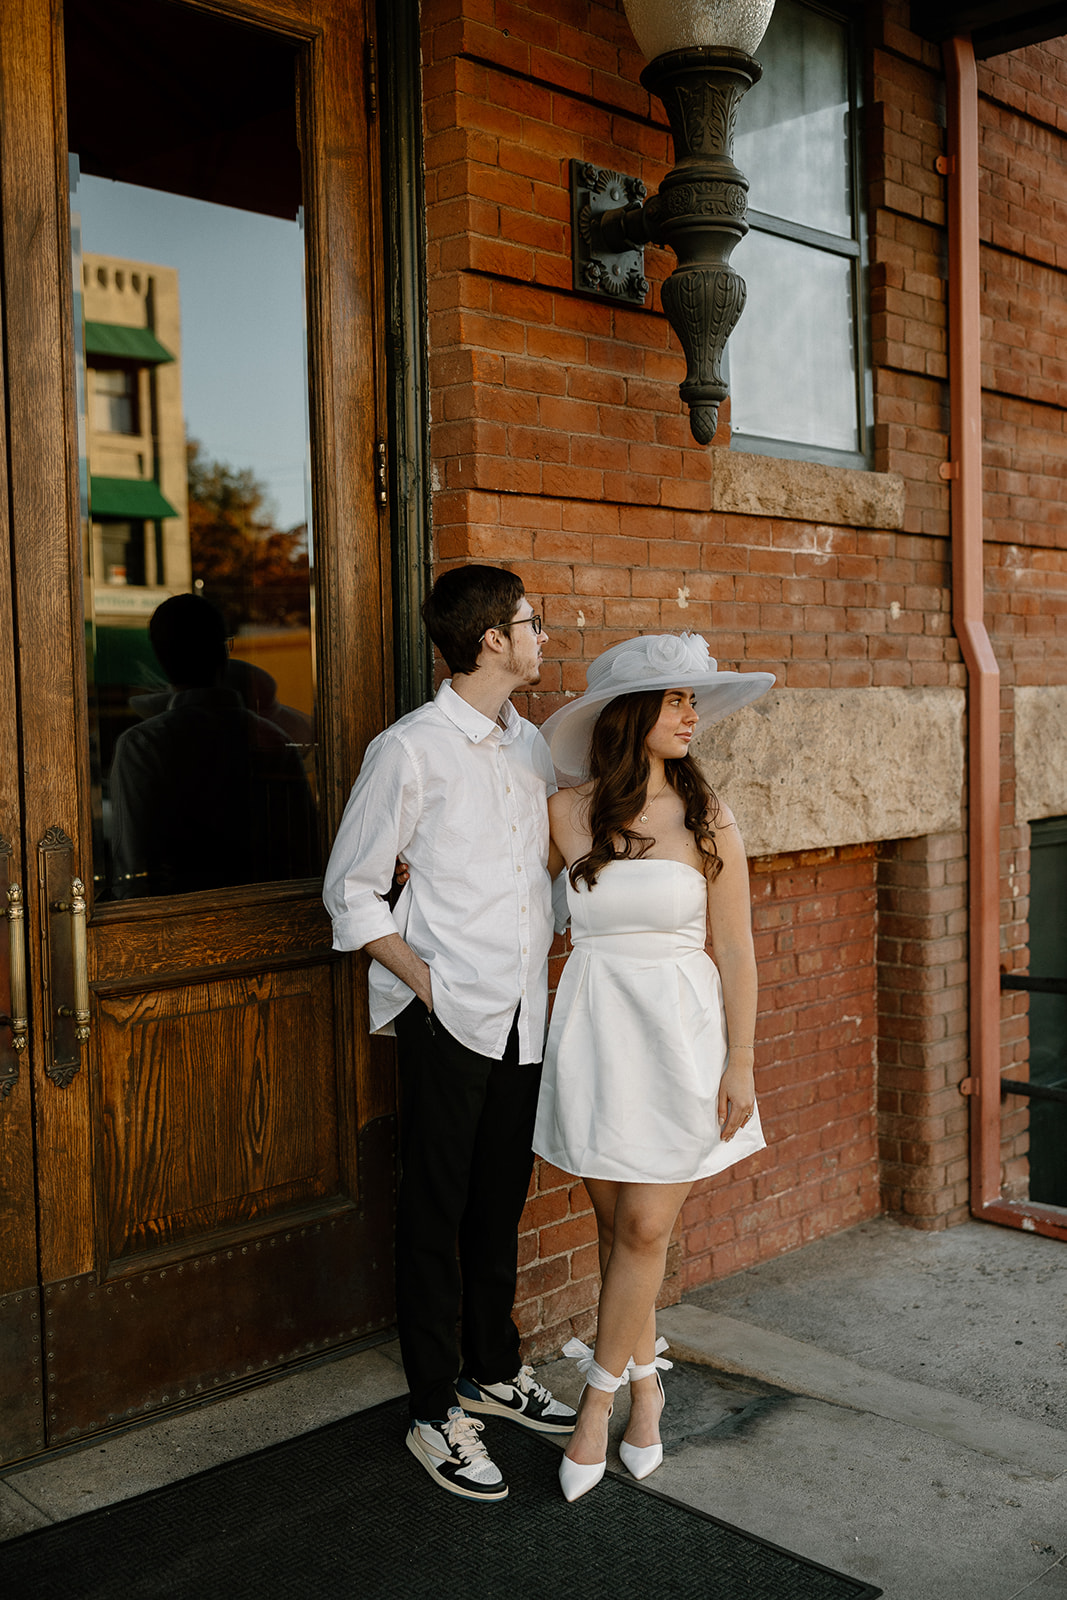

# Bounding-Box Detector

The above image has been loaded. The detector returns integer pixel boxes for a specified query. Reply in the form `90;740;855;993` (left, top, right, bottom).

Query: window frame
728;0;872;471
90;360;141;437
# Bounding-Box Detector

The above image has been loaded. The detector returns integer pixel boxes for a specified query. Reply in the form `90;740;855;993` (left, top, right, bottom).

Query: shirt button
521;906;526;913
506;786;511;793
517;865;522;873
522;946;527;954
512;825;517;832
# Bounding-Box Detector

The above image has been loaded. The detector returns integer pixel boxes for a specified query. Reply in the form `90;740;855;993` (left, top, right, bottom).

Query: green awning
84;321;175;365
90;476;179;519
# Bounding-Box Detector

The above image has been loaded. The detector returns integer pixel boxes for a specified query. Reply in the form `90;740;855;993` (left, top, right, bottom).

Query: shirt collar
436;680;521;745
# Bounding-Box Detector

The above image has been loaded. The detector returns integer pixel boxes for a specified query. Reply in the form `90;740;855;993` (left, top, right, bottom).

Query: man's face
503;597;547;687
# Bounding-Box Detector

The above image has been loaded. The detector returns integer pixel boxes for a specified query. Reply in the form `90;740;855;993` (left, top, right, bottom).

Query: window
99;520;146;585
729;0;869;467
92;364;139;434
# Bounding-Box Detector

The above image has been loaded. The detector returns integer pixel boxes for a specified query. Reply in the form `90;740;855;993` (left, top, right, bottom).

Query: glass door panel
67;2;319;903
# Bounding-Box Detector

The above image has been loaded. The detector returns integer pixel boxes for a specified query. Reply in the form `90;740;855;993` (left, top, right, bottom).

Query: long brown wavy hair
569;688;722;890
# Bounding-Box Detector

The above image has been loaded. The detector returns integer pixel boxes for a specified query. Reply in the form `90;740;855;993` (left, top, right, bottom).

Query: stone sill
709;449;907;531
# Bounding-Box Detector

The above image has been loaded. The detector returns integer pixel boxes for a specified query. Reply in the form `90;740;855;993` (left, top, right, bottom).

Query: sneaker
405;1406;508;1501
456;1365;577;1434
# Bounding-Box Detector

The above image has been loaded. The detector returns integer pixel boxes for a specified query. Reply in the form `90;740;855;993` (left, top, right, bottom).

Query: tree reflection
187;439;310;631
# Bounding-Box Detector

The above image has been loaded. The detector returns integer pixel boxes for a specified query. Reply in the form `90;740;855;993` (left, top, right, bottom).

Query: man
324;566;575;1502
110;594;315;898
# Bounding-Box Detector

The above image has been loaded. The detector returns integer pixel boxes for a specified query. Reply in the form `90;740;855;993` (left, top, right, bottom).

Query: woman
534;632;774;1502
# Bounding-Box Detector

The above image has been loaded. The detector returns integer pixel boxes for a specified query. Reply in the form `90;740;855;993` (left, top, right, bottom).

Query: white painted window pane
736;0;851;239
729;231;858;453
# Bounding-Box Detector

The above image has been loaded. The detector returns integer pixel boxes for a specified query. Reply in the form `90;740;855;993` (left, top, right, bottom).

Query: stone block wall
418;0;1067;1347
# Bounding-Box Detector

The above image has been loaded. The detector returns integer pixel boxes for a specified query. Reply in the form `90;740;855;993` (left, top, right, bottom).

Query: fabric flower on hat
608;632;714;685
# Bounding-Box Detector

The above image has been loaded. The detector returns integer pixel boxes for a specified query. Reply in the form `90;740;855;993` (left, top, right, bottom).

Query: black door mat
0;1396;882;1599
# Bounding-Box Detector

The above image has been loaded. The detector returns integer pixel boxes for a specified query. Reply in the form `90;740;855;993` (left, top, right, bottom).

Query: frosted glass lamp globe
622;0;775;61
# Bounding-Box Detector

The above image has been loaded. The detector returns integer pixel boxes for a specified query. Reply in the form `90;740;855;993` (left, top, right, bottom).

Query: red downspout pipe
945;37;1067;1240
943;36;1002;1215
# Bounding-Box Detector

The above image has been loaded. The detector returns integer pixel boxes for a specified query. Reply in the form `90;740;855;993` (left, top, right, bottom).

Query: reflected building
76;248;317;898
81;252;189;618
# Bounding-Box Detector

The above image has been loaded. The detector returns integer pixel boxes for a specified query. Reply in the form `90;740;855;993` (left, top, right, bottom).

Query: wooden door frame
0;179;46;1463
376;0;434;716
0;0;409;1460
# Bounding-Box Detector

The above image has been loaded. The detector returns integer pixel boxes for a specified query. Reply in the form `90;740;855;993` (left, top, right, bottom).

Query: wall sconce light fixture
571;1;775;444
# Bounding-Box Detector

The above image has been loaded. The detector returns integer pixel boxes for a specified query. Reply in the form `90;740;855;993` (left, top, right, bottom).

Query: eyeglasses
481;613;542;641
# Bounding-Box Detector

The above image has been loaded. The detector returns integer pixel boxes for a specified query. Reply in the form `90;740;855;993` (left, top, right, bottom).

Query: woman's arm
548;785;591;868
706;807;758;1142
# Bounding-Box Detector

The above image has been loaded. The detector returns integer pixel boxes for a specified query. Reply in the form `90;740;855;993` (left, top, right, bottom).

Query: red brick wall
678;846;880;1287
418;0;1067;1344
866;8;1067;1216
516;844;881;1362
876;831;971;1228
976;28;1067;1200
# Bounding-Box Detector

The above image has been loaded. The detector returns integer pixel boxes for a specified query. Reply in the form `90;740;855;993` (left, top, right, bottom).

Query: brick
419;5;1062;1284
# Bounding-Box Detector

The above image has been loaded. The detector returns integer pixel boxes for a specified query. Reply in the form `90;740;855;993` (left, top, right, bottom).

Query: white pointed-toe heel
619;1339;672;1482
558;1404;611;1502
558;1339;627;1503
618;1414;662;1479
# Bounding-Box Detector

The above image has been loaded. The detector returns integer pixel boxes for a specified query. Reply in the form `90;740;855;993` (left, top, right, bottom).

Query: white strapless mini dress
533;858;766;1184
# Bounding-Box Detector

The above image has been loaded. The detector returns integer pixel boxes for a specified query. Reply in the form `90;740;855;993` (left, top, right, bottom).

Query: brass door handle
39;827;89;1086
1;881;28;1055
55;877;90;1044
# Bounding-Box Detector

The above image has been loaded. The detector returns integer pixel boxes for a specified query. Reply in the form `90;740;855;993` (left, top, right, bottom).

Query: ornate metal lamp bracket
570;162;650;306
568;48;762;445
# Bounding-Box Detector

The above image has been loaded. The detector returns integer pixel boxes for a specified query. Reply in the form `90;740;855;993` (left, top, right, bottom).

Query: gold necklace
639;780;669;825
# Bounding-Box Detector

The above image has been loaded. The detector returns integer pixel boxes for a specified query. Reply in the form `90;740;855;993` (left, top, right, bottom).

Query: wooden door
0;0;397;1463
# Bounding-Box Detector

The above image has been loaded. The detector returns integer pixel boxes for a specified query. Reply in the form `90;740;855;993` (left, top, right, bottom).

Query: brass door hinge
366;39;378;121
376;439;388;507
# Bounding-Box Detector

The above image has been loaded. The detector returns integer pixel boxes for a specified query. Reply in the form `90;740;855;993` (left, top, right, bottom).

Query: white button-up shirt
324;681;556;1063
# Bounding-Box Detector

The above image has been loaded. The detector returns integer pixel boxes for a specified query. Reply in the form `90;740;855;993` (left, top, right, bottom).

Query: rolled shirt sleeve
323;730;422;951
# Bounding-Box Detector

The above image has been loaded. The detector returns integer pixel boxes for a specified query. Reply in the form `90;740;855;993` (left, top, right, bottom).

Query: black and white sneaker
405;1406;508;1501
456;1365;577;1434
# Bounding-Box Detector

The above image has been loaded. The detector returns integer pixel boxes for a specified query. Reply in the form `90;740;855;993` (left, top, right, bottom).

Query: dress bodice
537;856;766;1184
567;857;708;960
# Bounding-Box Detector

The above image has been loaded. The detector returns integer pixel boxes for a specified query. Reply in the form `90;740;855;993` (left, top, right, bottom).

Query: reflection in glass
92;367;139;435
66;0;318;901
729;233;858;453
109;595;315;898
735;0;851;237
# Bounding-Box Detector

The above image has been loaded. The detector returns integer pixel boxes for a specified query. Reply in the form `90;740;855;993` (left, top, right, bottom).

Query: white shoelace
445;1411;491;1463
512;1363;551;1402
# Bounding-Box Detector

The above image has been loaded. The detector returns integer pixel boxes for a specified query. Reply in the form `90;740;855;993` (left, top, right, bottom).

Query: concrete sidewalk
1;1215;1064;1598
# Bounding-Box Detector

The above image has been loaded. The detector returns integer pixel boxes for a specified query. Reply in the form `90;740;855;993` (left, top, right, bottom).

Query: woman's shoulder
550;782;592;819
709;795;737;830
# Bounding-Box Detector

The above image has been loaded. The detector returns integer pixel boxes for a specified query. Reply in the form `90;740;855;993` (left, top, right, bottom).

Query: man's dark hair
150;593;229;688
421;565;525;676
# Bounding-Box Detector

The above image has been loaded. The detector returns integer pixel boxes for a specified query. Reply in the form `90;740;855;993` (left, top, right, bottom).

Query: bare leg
566;1177;690;1466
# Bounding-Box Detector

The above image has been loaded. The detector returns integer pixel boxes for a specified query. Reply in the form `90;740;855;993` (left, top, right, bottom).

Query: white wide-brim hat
541;632;775;779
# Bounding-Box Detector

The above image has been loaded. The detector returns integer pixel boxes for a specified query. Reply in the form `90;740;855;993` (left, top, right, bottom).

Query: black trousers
393;998;541;1421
